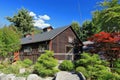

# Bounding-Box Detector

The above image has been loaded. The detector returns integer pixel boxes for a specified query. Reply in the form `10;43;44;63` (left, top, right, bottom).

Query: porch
18;52;78;63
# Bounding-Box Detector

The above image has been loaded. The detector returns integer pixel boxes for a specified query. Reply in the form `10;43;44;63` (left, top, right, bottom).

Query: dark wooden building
15;25;83;62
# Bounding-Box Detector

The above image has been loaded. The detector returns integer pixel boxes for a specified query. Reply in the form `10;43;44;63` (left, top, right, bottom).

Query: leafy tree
100;0;119;8
0;26;20;58
81;20;98;41
7;8;34;36
71;22;81;38
89;32;120;67
0;29;5;56
34;50;58;77
92;0;120;32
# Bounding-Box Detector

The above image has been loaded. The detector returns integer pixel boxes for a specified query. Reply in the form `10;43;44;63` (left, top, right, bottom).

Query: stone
15;77;26;80
5;74;16;80
0;74;7;80
42;77;54;80
77;72;86;80
19;68;26;74
0;73;4;76
27;74;39;80
55;71;80;80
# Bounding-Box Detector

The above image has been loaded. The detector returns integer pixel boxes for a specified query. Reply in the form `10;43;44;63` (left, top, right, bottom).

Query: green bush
97;71;120;80
76;66;88;77
0;59;33;75
23;59;33;67
59;60;74;71
34;50;58;77
1;64;19;74
15;59;33;68
15;60;25;67
0;64;4;69
75;52;112;79
113;59;120;74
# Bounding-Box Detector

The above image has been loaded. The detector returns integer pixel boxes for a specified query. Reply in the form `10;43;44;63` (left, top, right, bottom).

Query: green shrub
1;65;19;74
97;71;120;80
75;52;112;79
15;60;25;67
59;60;74;71
113;59;120;74
16;71;30;77
15;59;33;68
0;59;33;75
76;66;88;76
23;59;33;67
34;50;58;77
0;64;4;69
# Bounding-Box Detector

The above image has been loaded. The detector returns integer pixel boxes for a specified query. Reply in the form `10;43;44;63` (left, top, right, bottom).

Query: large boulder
42;77;54;80
5;74;16;80
77;72;86;80
55;71;80;80
0;73;6;80
15;77;26;80
27;74;41;80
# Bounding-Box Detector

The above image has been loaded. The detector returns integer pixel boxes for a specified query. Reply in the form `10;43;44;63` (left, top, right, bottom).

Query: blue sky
0;0;103;28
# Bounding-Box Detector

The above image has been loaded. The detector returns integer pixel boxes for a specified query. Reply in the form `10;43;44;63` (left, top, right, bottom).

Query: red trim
14;51;19;61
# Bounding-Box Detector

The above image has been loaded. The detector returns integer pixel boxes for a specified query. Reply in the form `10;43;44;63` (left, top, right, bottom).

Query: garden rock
55;71;80;80
15;77;26;80
5;74;16;80
41;77;54;80
77;72;86;80
27;74;40;80
0;73;4;76
19;68;26;74
0;74;7;80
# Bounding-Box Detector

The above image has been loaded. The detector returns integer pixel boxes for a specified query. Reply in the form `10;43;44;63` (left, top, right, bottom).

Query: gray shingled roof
21;25;70;45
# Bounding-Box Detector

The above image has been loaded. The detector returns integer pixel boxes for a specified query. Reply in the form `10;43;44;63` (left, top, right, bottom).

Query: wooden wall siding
19;41;49;62
52;27;77;53
54;55;65;60
19;52;40;63
52;37;57;53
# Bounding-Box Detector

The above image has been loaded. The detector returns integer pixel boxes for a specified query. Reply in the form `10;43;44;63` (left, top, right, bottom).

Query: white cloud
39;15;50;20
29;12;36;17
29;11;51;28
34;19;50;29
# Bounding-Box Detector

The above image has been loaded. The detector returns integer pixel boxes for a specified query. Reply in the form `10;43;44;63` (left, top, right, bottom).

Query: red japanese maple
88;32;120;67
89;31;120;43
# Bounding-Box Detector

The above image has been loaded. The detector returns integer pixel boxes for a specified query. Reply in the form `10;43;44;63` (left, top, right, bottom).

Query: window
65;45;73;53
68;37;73;43
24;46;32;52
38;44;48;52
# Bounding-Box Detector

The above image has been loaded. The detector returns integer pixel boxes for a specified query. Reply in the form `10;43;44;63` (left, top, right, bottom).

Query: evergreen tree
75;52;120;80
7;8;34;36
34;50;58;77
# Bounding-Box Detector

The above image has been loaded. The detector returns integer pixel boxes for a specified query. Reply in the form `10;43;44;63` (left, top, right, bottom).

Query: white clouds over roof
39;15;50;20
29;11;51;29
